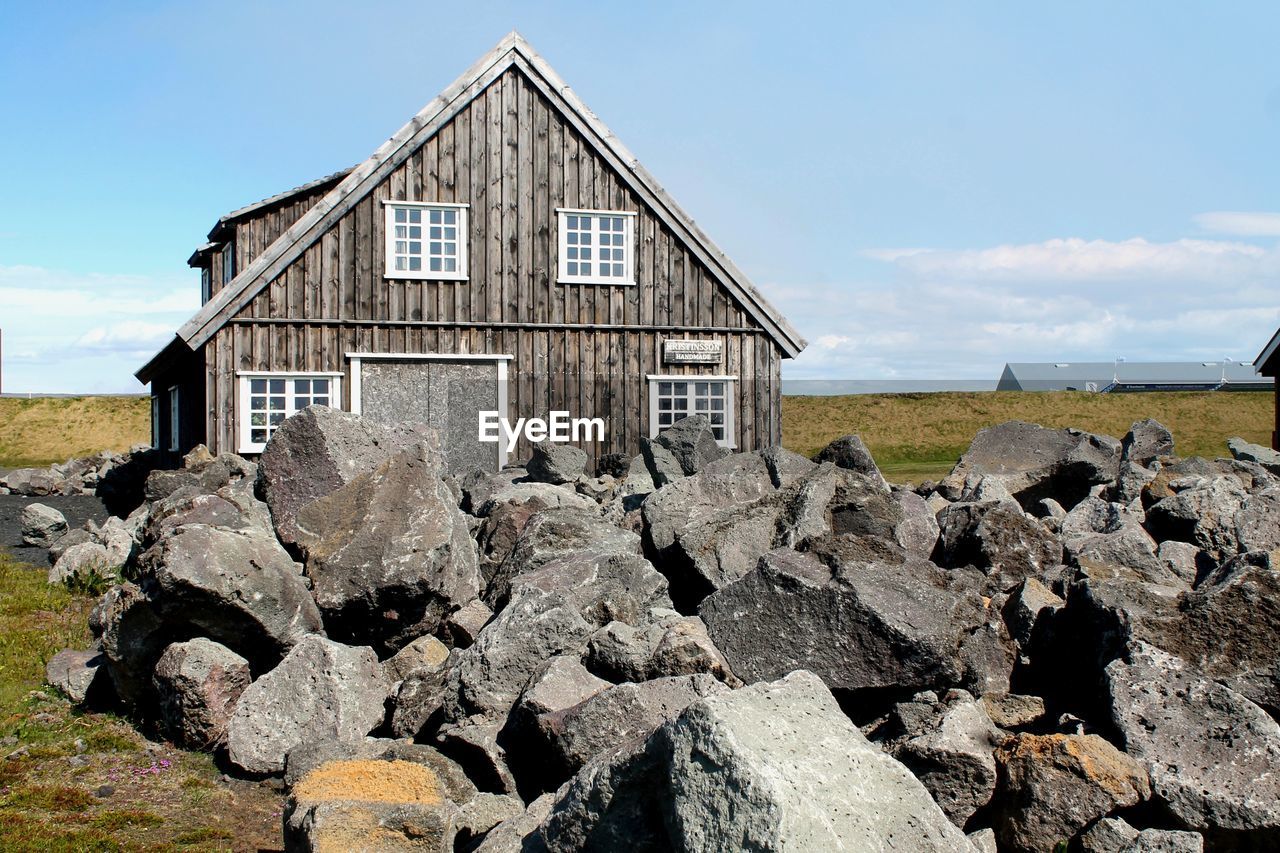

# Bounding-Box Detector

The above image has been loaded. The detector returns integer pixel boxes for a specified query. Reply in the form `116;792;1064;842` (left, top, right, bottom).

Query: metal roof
998;361;1271;391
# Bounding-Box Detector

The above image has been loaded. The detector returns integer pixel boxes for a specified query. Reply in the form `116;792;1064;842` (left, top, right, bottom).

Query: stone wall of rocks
44;406;1280;852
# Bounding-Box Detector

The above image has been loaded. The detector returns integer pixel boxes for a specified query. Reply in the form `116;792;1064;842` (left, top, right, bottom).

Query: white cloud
861;237;1276;281
0;265;198;392
1194;211;1280;237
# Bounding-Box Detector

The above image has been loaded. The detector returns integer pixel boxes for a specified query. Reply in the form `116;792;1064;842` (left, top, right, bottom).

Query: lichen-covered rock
894;693;1005;826
20;502;67;548
1104;642;1280;838
382;634;450;686
227;636;389;775
540;670;976;852
992;733;1150;853
152;638;251;749
138;525;323;672
292;442;480;652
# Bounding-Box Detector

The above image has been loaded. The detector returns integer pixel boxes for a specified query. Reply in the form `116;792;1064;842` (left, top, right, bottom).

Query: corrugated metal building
996;361;1272;393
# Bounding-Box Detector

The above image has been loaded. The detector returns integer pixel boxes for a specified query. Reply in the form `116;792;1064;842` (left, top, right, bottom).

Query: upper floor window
201;267;212;304
220;241;235;287
557;209;635;285
384;202;469;281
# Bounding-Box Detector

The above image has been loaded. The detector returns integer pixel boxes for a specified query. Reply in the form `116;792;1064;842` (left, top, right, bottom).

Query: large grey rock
640;414;728;486
382;634;450;686
45;647;106;705
1144;476;1248;561
1;467;61;496
138;524;323;672
585;614;736;685
526;443;588;485
518;656;613;721
20;502;67;548
256;405;431;550
542;674;729;776
292;442;480;652
152;638;251;749
894;693;1005;826
1078;817;1204;852
934;501;1063;592
486;508;639;611
475;794;554;853
48;541;114;585
388;661;452;739
700;544;1014;696
88;582;166;711
1105;642;1280;837
227;636;389;775
448;549;671;722
894;489;942;557
143;457;233;503
436;719;519;795
992;733;1150;853
473;484;595;582
1122;418;1175;467
1235;486;1280;554
812;434;889;489
941;421;1122;511
47;528;95;564
540;670;976;852
1004;577;1064;651
1228;436;1280;474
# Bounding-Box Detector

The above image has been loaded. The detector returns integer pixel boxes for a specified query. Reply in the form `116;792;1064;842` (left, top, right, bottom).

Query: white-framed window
220;241;234;287
383;201;469;280
151;395;161;450
167;386;181;452
557;209;635;285
648;375;736;447
237;372;343;454
201;267;212;304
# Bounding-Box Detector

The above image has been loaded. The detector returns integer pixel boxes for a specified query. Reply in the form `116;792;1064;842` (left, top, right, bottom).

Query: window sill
384;273;470;282
557;278;637;286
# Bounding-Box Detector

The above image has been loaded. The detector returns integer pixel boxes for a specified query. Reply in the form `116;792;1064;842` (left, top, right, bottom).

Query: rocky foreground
38;410;1280;852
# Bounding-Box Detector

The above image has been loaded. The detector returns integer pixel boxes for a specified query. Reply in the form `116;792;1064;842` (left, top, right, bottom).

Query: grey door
357;358;503;474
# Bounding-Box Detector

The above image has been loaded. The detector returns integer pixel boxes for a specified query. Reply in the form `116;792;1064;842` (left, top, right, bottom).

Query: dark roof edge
1256;327;1280;375
204;167;355;242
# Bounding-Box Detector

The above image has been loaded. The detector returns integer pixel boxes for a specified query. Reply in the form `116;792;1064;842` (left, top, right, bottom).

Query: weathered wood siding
202;66;785;465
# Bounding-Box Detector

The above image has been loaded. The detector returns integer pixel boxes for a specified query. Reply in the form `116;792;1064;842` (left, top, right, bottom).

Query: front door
352;355;507;474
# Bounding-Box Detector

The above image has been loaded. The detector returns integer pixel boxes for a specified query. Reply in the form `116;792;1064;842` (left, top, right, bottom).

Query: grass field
0;397;150;469
0;391;1271;484
0;553;283;851
783;390;1274;483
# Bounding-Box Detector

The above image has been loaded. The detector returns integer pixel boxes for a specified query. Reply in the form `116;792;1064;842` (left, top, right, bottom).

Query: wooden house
137;32;806;472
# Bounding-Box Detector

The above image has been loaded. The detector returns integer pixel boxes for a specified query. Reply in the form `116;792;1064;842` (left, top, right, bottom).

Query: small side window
221;242;235;287
168;386;180;452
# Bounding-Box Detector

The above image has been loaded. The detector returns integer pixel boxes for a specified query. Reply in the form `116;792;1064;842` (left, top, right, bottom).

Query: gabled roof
138;31;805;382
1256;327;1280;376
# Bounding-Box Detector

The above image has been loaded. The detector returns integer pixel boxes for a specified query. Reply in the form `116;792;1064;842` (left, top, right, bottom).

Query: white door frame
346;352;514;467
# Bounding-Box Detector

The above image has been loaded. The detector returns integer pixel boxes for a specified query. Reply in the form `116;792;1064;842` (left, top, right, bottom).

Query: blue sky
1;1;1277;391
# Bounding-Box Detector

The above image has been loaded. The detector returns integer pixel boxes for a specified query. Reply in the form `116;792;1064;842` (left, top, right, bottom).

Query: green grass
782;390;1274;484
0;396;150;469
0;553;285;851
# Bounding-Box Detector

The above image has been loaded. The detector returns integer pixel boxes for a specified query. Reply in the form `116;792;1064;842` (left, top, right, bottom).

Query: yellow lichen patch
293;760;444;806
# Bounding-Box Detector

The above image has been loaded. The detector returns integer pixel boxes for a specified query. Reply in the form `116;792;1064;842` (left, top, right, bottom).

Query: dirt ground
0;493;111;564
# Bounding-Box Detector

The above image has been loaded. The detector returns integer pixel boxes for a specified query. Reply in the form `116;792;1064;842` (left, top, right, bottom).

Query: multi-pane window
238;374;341;453
649;376;735;446
558;210;635;284
151;395;161;450
384;202;468;280
168;387;181;452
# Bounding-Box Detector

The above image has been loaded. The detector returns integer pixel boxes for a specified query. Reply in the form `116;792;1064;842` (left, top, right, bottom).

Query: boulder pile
45;408;1280;852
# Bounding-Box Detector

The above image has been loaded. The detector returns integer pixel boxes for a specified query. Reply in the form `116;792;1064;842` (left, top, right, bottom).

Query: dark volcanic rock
934;501;1064;592
812;434;889;489
700;544;1014;696
639;414;729;487
152;637;251;749
256;405;431;550
1121;418;1175;468
291;441;479;652
526;443;588;485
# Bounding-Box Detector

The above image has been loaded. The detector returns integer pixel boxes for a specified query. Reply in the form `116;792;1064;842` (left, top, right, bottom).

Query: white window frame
236;372;344;454
200;267;212;304
647;374;736;448
557;208;636;285
167;386;181;452
151;395;161;450
383;201;469;281
220;241;234;287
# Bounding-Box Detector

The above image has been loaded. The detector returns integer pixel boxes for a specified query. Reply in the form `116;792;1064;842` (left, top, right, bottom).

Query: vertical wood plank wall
199;66;788;466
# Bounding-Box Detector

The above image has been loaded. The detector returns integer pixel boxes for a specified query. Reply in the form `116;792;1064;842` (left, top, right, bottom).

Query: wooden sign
663;340;723;364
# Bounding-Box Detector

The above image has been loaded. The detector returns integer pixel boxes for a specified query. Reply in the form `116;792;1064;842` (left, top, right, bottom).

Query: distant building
996;361;1272;393
1255;330;1280;450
